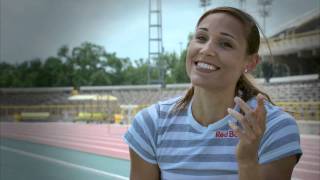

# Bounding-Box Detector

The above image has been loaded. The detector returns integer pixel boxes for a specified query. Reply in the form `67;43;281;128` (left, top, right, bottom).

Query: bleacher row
0;76;319;121
2;82;316;106
263;82;320;102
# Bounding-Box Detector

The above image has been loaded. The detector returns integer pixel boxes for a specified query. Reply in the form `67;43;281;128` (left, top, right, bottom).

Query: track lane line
0;146;129;180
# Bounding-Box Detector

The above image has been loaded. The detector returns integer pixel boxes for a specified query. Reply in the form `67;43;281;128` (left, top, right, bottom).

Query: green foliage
0;62;17;87
2;39;283;87
0;42;190;87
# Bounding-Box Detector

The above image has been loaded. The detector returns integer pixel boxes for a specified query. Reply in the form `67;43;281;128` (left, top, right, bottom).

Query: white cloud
1;0;318;63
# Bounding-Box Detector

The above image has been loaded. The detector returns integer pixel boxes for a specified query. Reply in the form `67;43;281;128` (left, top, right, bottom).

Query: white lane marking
300;134;320;140
294;167;320;175
298;160;320;166
301;154;320;160
0;146;129;180
1;133;128;153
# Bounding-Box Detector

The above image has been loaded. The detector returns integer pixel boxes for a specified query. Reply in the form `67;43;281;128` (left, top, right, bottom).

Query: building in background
259;9;320;76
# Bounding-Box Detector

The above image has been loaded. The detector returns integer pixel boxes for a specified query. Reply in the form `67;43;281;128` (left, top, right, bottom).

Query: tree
174;50;189;83
89;69;111;85
69;42;108;87
0;62;16;87
0;41;195;87
41;57;69;86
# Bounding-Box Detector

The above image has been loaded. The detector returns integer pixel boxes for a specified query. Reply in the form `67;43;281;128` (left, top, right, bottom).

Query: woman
124;7;302;180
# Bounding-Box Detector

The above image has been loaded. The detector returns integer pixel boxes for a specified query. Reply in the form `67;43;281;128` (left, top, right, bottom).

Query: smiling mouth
194;61;220;71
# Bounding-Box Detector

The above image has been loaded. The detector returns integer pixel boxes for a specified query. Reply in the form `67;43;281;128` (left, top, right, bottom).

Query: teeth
197;62;217;70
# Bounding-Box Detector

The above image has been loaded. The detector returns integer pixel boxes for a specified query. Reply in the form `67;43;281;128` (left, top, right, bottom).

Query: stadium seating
0;75;319;122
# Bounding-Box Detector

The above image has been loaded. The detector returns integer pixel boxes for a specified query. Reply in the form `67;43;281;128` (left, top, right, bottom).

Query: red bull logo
215;130;238;138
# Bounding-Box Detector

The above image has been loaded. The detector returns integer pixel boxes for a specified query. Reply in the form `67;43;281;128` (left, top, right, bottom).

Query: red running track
0;122;319;180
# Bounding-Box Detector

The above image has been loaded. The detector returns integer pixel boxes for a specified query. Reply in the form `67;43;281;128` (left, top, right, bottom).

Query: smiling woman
123;6;302;180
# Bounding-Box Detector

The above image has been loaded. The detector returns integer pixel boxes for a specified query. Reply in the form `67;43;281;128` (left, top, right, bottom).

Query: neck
192;86;236;127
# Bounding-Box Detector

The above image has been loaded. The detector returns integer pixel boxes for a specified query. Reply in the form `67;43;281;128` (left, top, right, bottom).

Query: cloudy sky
1;0;319;64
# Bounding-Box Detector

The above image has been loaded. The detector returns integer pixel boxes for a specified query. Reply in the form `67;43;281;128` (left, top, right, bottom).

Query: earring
244;69;248;73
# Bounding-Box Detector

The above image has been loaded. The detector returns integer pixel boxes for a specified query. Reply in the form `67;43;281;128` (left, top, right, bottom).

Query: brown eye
196;35;207;42
219;41;233;49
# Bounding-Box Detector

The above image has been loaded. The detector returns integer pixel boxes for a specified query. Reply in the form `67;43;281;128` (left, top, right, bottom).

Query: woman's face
186;13;252;91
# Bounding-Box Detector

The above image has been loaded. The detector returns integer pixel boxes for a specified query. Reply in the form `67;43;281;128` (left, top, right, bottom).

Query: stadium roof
271;8;320;37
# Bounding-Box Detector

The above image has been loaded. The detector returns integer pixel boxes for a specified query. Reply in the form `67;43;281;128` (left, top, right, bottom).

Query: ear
245;54;260;72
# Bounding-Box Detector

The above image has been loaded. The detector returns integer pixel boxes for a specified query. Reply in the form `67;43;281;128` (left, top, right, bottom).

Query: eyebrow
220;32;236;40
197;27;236;40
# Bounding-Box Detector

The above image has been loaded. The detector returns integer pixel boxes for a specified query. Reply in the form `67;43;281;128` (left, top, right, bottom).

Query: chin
190;76;214;89
190;76;231;91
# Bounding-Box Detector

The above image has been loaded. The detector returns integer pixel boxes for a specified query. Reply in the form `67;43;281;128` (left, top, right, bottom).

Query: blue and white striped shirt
124;97;302;180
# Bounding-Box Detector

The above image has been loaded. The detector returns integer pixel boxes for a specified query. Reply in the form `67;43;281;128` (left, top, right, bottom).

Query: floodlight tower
148;0;164;86
199;0;211;12
258;0;273;34
239;0;246;10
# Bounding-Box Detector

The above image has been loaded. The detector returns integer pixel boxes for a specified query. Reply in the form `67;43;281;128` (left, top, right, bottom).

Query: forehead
197;13;246;40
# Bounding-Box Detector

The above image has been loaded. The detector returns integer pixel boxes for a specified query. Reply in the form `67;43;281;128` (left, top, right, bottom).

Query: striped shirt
123;97;302;180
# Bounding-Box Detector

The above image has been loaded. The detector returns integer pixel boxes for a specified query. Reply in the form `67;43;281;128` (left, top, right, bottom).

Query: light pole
199;0;211;12
258;0;273;34
179;42;183;54
148;0;164;86
258;0;274;81
239;0;246;10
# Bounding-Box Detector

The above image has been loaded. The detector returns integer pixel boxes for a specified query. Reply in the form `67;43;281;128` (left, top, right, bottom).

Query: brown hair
174;6;273;112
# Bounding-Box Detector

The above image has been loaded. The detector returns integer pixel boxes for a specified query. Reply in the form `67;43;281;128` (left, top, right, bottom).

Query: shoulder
139;96;182;116
134;96;182;126
251;98;302;164
248;97;300;140
264;101;298;129
158;96;182;106
247;97;297;125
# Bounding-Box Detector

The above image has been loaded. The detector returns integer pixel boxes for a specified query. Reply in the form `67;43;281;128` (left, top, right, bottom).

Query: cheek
225;53;246;69
228;60;246;80
221;53;245;73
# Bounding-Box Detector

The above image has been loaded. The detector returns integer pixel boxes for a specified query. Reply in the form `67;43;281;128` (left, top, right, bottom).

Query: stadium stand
1;6;319;125
259;8;319;76
0;75;319;125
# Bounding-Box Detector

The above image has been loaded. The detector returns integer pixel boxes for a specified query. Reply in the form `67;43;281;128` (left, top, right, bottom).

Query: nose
199;41;216;57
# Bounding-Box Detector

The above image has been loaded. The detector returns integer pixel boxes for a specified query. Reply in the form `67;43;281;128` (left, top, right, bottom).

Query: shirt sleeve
258;108;303;164
123;104;159;164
